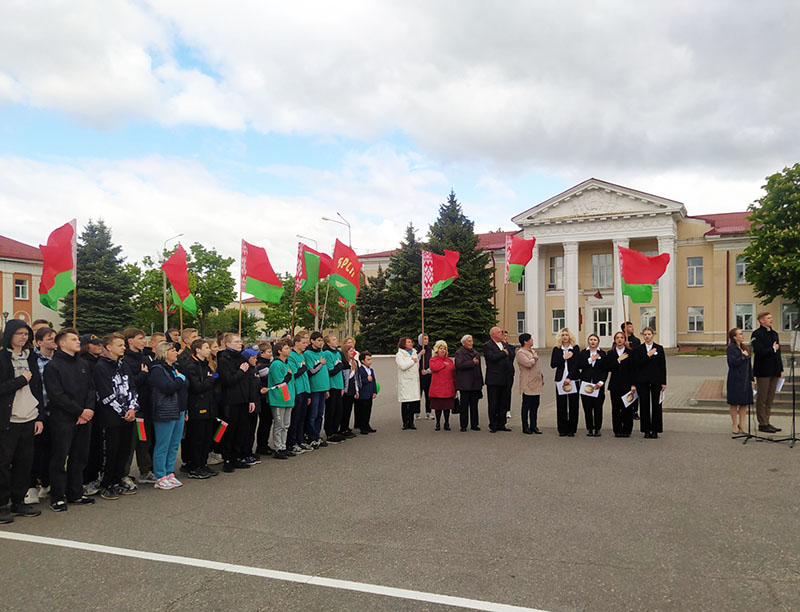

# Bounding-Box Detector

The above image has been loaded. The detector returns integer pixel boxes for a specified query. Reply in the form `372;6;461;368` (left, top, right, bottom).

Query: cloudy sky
2;0;798;274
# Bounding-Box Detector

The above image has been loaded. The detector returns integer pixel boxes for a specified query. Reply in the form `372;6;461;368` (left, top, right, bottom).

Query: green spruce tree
60;219;136;333
357;265;392;353
384;223;424;346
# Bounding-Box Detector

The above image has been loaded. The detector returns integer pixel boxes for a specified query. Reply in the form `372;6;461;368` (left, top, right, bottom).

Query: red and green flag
38;219;77;311
422;250;459;299
295;243;334;292
213;420;228;443
241;240;283;304
135;418;147;442
329;239;361;304
618;245;670;303
278;382;291;402
161;243;197;316
505;235;535;283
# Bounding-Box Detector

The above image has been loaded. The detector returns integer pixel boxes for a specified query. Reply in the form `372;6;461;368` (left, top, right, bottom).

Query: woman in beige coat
515;333;543;434
395;337;421;430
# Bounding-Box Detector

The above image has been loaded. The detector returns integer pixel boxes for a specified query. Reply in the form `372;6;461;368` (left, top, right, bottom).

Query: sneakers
291;444;306;455
120;476;138;493
67;495;96;506
200;466;219;477
242;455;261;465
83;479;101;496
24;487;39;505
425;413;434;420
0;506;13;523
113;483;137;496
223;462;236;473
273;450;288;460
100;487;120;500
188;469;211;479
137;471;158;484
11;503;41;517
166;474;183;487
154;476;176;490
317;439;328;448
414;413;421;420
50;500;68;512
256;446;274;456
326;434;344;444
207;452;224;465
37;485;50;499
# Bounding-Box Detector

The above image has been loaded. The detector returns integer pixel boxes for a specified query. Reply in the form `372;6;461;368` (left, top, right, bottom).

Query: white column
613;237;629;332
524;244;541;346
658;234;677;348
564;242;579;335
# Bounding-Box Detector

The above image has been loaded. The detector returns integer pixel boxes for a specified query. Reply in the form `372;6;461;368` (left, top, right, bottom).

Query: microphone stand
773;324;798;448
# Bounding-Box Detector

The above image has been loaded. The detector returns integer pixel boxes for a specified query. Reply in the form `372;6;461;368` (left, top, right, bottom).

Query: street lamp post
162;233;183;333
296;234;320;331
321;213;353;337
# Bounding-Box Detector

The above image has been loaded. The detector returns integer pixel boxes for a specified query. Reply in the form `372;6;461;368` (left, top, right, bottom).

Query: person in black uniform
607;331;637;437
483;326;514;432
750;311;783;433
726;328;753;435
415;334;432;419
550;328;580;437
622;322;641;349
633;327;667;438
577;333;607;437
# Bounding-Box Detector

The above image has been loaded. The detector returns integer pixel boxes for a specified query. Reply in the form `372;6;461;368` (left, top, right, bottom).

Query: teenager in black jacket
633;327;667;438
121;328;155;485
0;319;44;522
606;331;637;437
550;328;581;437
44;328;96;511
216;333;258;472
182;339;218;479
576;334;607;437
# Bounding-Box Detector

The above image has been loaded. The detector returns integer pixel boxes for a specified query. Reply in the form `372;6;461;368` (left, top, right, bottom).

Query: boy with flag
267;339;295;459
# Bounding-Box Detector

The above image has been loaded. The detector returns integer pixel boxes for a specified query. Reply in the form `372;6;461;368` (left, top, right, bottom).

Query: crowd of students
0;321;377;523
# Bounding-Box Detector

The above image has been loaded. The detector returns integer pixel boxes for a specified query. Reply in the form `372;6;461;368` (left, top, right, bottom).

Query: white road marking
0;531;549;612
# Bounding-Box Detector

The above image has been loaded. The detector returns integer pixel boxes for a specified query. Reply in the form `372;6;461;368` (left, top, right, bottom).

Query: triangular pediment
512;178;686;226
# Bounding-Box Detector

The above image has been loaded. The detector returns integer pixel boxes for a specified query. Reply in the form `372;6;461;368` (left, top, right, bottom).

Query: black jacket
454;346;484;391
217;348;258;406
577;348;608;385
483;340;514;387
44;349;95;422
121;347;153;417
415;344;433;376
0;320;43;429
606;347;636;396
750;325;783;378
726;343;753;406
633;343;667;386
550;344;581;382
183;356;216;420
149;361;188;421
93;355;138;428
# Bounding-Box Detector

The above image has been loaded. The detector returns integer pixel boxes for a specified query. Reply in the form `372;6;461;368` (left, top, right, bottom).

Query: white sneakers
24;487;39;504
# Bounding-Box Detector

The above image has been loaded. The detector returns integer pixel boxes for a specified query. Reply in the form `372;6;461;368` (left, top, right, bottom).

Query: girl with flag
267;339;295;460
550;328;581;437
633;327;667;439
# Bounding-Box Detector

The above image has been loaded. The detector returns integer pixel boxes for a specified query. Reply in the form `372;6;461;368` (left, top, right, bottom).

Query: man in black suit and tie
483;326;514;432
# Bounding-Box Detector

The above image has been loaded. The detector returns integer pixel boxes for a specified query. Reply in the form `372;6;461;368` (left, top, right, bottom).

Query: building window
517;311;525;335
688;306;704;332
552;309;565;334
592;307;612;338
548;256;563;291
14;278;29;300
640;307;657;332
735;256;748;284
782;303;798;331
687;257;703;286
591;254;613;289
735;303;754;331
516;268;525;293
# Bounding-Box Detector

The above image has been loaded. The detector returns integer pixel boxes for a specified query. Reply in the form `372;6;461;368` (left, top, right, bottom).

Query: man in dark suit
751;311;783;433
483;327;514;432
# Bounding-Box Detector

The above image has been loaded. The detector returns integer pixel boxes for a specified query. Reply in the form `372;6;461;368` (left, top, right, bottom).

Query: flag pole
320;282;330;331
421;292;425;370
502;281;508;333
238;285;243;338
72;288;77;329
179;304;183;334
290;283;297;336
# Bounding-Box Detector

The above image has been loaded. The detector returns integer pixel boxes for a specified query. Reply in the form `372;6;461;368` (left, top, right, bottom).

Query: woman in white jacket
395;337;421;430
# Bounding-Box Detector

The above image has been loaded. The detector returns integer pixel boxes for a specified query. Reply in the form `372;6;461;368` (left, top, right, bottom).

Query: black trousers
287;392;308;449
417;375;432;413
486;385;509;430
340;394;356;433
49;418;92;502
521;394;540;431
256;397;273;451
0;420;35;507
324;390;343;438
581;394;604;431
84;417;105;484
459;390;480;430
354;398;373;431
556;392;580;435
185;418;214;470
610;392;635;435
637;383;663;434
222;403;250;462
241;409;258;458
124;416;154;476
100;423;133;489
401;401;419;426
31;421;52;488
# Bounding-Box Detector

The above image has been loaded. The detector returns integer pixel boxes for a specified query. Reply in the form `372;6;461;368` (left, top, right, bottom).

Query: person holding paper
633;327;666;439
726;328;753;435
606;331;637;437
550;328;581;437
577;334;607;437
750;312;783;433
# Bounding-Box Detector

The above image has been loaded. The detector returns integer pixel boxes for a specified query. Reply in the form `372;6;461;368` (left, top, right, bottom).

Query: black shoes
435;424;441;431
11;503;41;517
0;506;13;523
274;450;288;460
50;500;68;512
67;496;95;505
444;424;451;431
471;426;481;431
498;426;512;432
759;424;782;433
522;428;532;435
532;427;542;434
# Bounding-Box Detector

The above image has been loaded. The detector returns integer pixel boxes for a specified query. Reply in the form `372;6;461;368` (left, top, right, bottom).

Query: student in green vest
287;332;311;455
267;339;295;460
304;332;329;449
323;335;349;443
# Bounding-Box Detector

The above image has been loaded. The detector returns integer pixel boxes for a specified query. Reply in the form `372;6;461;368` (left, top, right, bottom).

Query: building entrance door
589;304;614;348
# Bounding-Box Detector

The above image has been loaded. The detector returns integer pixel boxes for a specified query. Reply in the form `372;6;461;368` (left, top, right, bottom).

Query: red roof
688;212;751;236
241;297;264;304
359;231;520;259
0;235;43;262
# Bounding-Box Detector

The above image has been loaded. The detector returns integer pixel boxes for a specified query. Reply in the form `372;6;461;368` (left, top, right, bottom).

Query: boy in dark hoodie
121;328;155;486
216;333;258;473
0;319;44;523
255;342;274;456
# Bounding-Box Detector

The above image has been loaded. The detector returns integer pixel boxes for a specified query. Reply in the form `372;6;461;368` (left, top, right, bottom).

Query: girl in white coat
395;337;421;430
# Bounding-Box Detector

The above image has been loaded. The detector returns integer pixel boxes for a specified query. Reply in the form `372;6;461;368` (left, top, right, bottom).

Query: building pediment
512;178;686;226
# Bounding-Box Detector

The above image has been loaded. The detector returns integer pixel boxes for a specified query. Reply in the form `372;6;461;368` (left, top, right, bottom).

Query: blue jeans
306;391;326;442
152;416;185;478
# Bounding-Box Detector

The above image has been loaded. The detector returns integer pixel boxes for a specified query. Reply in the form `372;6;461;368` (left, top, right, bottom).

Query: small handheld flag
279;383;291;402
213;420;229;443
135;418;147;442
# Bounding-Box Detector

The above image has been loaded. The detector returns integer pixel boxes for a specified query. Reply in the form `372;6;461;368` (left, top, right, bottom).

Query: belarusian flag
135;418;147;442
618;246;670;303
505;235;535;283
241;240;283;303
422;250;459;299
38;220;77;311
161;243;197;315
329;239;361;304
295;243;334;292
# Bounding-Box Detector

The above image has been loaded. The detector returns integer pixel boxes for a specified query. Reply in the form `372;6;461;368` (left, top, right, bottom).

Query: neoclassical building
361;178;797;349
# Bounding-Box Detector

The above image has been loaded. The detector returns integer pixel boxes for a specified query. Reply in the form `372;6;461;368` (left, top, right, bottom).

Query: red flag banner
38;219;77;311
329;239;361;304
505;235;535;283
213;420;228;443
241;240;284;304
422;250;459;299
161;244;197;315
295;243;334;292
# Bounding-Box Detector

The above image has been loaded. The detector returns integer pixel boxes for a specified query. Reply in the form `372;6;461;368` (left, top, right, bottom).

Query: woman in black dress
633;327;667;438
726;327;753;434
606;331;637;437
577;333;607;437
550;328;580;437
